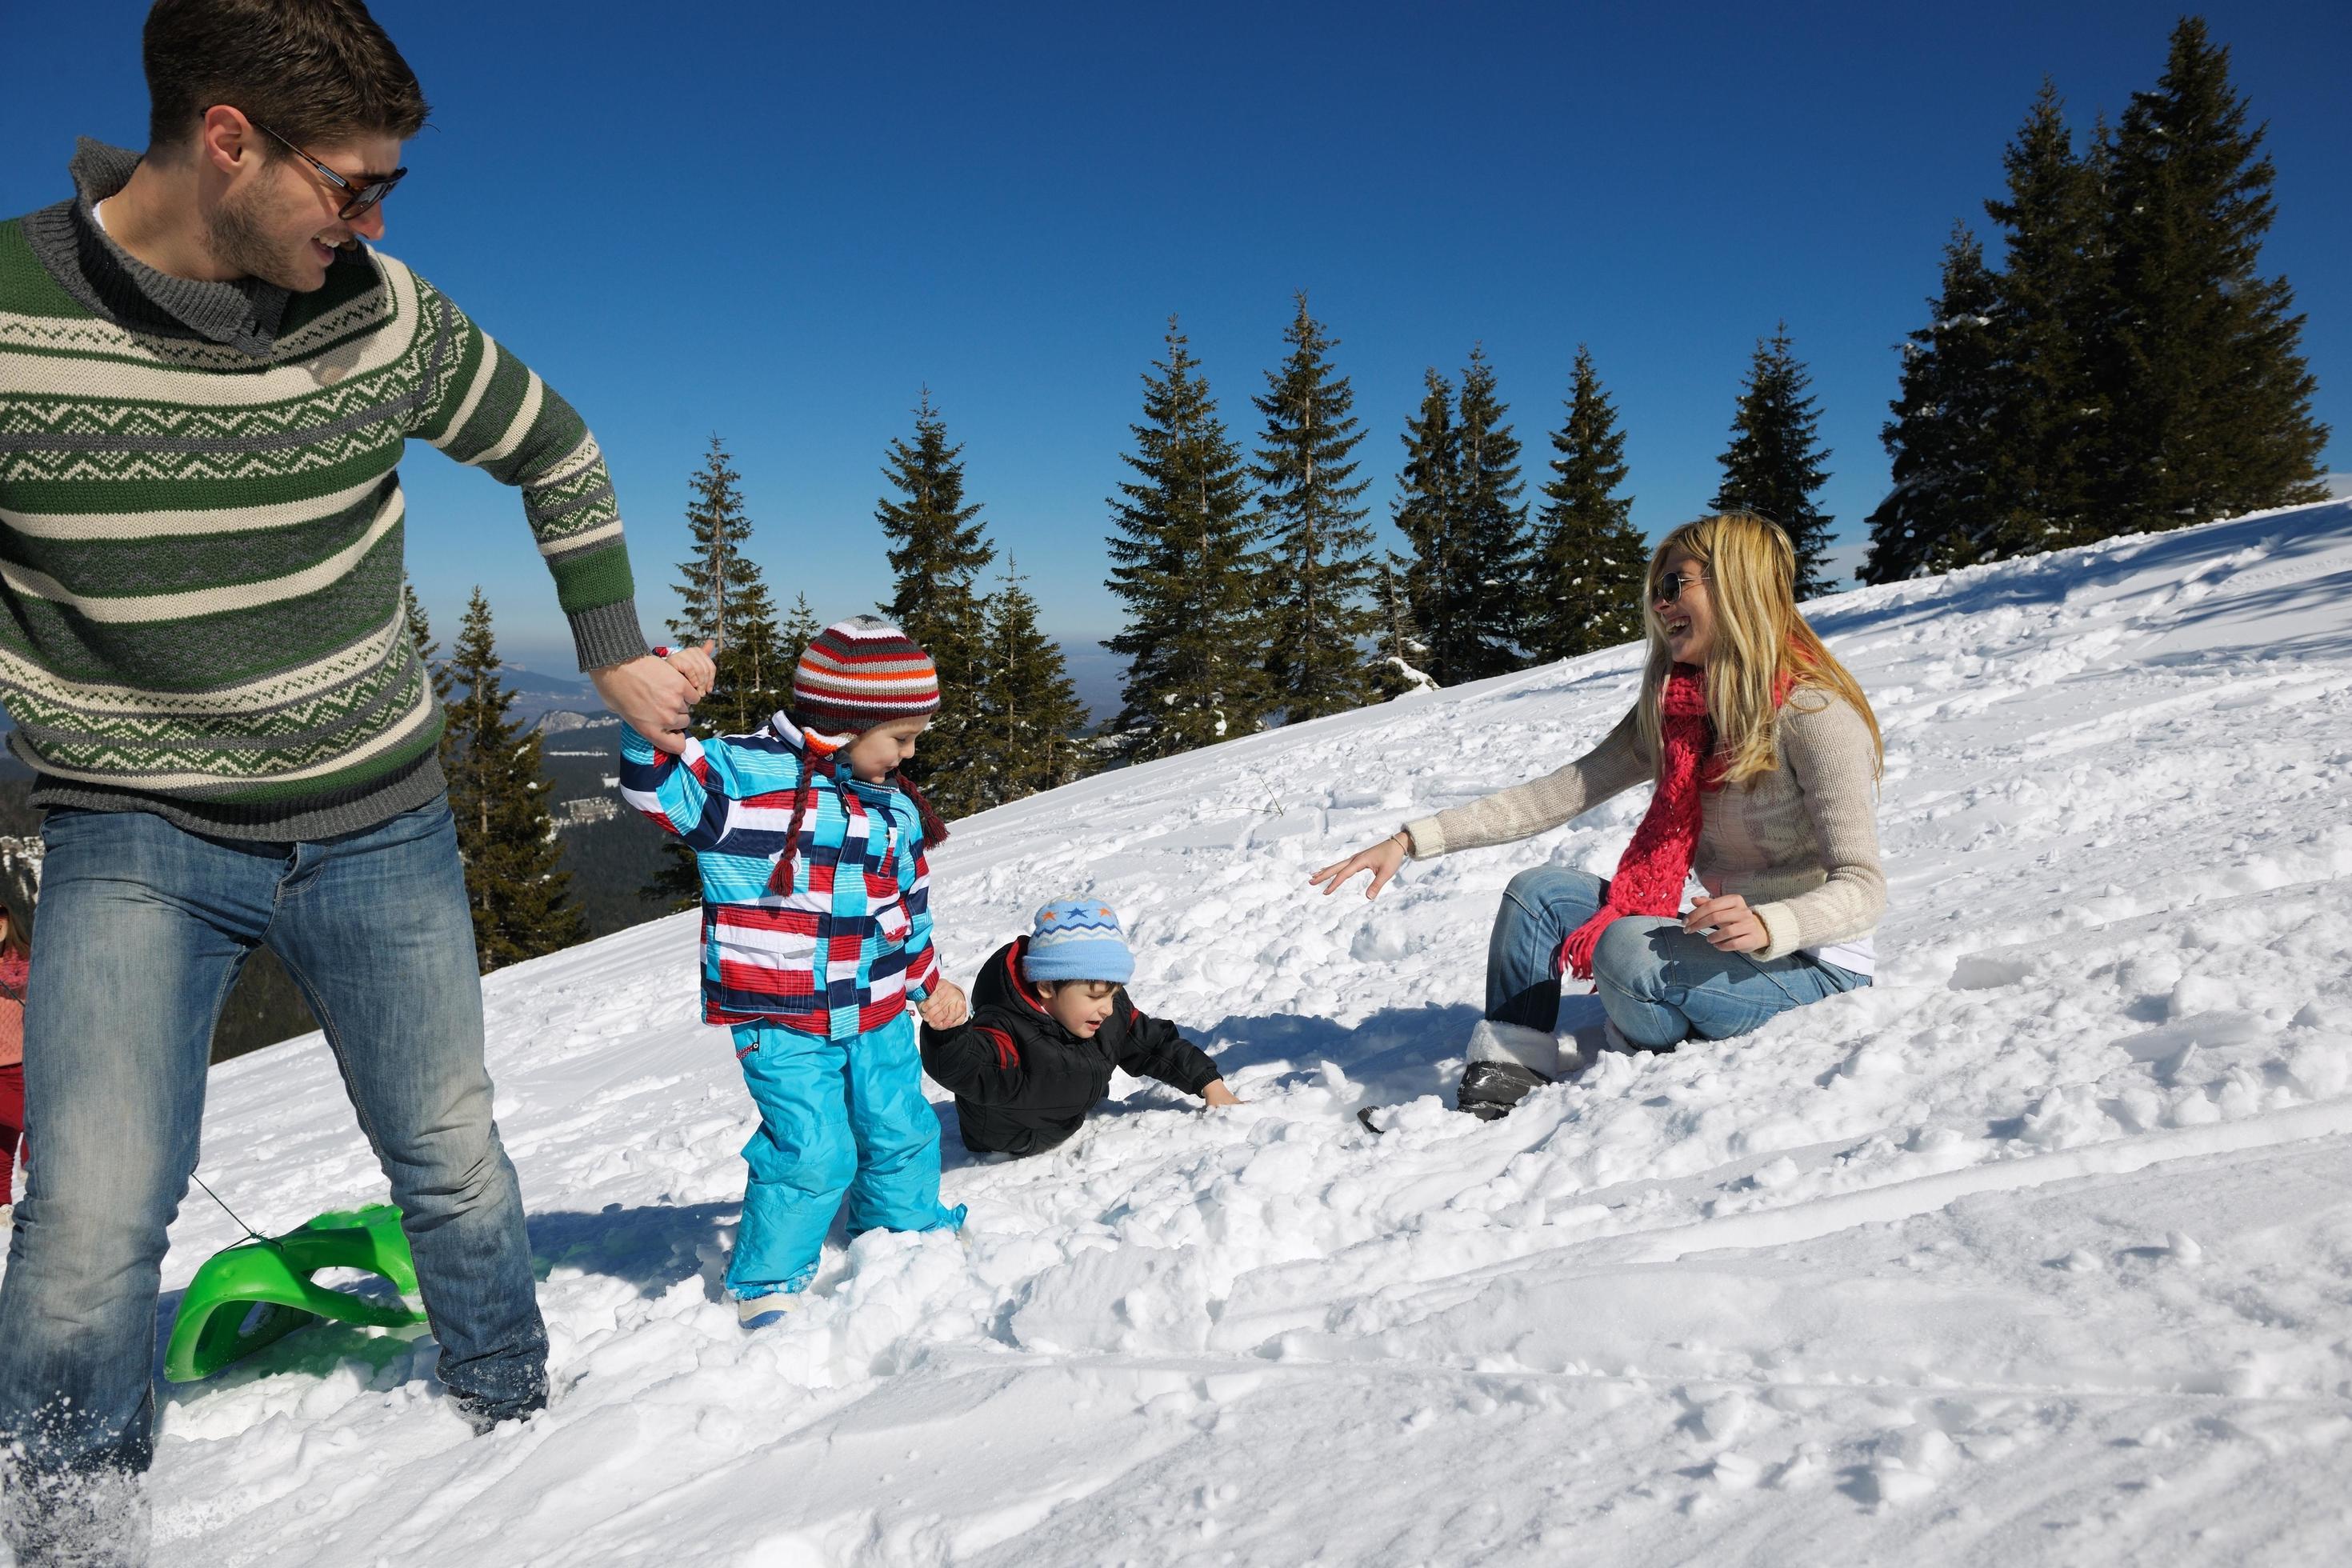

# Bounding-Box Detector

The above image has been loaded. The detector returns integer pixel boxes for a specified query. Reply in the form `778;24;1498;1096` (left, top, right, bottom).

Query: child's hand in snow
1201;1079;1242;1107
918;980;969;1029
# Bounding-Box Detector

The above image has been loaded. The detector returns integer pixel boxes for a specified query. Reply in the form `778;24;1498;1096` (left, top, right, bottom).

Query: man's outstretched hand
591;641;713;755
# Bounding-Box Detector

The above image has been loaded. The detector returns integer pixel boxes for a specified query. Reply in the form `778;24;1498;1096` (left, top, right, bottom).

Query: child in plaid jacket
622;618;967;1322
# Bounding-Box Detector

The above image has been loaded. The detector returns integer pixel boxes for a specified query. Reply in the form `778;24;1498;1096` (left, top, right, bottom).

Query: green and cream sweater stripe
0;142;647;838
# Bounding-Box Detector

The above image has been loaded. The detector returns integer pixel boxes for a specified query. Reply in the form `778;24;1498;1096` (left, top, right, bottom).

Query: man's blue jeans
1487;867;1869;1049
0;802;547;1486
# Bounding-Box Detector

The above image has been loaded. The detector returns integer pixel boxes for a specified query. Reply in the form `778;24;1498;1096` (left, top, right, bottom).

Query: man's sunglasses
252;120;406;220
1651;571;1712;604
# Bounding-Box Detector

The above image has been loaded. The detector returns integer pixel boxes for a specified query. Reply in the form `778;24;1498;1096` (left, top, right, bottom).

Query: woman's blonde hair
1636;511;1882;786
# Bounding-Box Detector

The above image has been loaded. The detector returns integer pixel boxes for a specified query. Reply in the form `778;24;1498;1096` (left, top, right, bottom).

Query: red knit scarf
1556;663;1795;980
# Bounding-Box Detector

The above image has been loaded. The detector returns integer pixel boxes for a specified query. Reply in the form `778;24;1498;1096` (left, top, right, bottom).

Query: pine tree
402;579;450;702
670;436;753;648
1105;320;1270;761
712;571;783;735
973;557;1090;806
1982;80;2109;554
1862;227;2014;582
403;578;461;794
1527;345;1647;657
402;578;455;766
876;394;995;815
1451;346;1533;680
1370;558;1436;697
1712;325;1836;599
2098;17;2328;534
1251;294;1379;722
1391;369;1464;682
778;593;822;675
444;589;586;970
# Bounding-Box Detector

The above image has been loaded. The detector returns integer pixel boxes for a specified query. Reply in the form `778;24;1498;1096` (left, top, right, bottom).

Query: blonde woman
1310;512;1885;1120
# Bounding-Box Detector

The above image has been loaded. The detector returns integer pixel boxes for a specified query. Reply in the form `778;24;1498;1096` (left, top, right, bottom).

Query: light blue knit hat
1021;899;1134;985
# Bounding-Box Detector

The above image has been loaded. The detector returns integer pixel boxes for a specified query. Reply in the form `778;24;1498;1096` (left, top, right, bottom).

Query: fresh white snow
10;499;2352;1566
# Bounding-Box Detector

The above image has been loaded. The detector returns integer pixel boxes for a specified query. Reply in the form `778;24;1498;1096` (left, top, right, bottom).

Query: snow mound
19;501;2352;1566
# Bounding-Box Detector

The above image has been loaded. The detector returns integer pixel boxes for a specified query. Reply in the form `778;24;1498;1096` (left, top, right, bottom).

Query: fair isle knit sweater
1403;688;1886;970
0;141;647;838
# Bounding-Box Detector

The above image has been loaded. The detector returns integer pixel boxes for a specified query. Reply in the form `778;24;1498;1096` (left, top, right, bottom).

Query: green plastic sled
163;1203;426;1383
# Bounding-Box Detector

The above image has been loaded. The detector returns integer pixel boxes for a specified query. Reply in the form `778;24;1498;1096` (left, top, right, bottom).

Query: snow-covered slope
17;501;2352;1566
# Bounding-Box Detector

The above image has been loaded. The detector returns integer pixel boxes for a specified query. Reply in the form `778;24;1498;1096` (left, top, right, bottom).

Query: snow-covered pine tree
1862;227;2013;583
1105;321;1270;761
1981;80;2109;555
1392;369;1464;683
1252;294;1379;722
669;436;753;648
1370;558;1437;697
1527;345;1646;657
1712;325;1836;599
1452;346;1533;681
2097;18;2329;536
974;557;1090;805
876;394;994;816
444;589;586;971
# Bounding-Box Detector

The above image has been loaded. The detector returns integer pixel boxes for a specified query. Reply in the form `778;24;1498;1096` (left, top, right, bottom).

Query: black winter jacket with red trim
918;938;1223;1157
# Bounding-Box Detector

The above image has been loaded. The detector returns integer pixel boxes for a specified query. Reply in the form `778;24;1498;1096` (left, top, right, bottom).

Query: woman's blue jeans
0;802;547;1498
1487;867;1869;1050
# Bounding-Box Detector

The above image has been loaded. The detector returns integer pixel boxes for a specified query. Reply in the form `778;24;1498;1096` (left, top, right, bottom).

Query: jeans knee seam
174;948;251;1185
1737;953;1809;1008
270;949;389;1165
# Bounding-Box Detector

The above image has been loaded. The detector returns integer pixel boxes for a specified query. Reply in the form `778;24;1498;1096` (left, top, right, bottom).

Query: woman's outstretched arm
1309;707;1649;898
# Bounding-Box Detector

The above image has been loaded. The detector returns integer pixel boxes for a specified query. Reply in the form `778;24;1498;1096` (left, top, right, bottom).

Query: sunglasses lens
339;173;403;221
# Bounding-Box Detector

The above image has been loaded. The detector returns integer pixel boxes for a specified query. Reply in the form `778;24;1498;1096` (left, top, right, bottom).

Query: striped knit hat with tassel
786;615;942;750
768;616;948;894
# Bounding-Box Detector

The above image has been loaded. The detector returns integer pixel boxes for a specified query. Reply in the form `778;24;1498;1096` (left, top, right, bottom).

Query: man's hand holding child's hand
663;640;718;702
592;640;714;757
918;980;969;1029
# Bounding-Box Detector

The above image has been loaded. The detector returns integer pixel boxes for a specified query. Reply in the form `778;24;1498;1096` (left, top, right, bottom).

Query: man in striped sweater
0;3;698;1554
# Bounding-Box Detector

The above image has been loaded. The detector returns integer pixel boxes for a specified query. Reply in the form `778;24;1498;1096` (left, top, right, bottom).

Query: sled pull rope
189;1171;283;1252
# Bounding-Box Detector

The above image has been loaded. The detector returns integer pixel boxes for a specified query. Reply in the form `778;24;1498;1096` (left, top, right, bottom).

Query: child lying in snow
919;901;1238;1158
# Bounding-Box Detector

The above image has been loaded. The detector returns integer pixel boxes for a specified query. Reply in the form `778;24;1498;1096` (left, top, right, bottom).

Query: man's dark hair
143;0;430;154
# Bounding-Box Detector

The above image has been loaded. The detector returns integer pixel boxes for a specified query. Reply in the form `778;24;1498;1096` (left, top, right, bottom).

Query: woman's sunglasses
1651;571;1712;604
252;120;407;220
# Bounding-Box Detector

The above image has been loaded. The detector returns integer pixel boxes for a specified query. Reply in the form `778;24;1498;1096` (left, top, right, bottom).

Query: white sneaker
735;1292;798;1330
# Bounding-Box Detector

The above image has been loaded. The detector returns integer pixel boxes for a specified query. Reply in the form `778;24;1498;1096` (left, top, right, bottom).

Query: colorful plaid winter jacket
618;717;938;1038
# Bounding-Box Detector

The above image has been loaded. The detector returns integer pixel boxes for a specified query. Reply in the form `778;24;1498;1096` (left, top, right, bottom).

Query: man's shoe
453;1386;547;1437
1;1459;151;1568
1454;1058;1551;1121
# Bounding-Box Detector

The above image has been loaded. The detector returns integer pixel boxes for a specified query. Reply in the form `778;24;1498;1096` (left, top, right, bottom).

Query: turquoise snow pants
726;1012;964;1298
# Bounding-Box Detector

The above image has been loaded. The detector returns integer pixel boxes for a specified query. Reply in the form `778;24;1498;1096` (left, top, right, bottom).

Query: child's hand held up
659;639;718;702
918;979;969;1029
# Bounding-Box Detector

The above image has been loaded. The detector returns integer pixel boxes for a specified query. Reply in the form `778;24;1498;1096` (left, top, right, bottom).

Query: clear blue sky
6;1;2346;687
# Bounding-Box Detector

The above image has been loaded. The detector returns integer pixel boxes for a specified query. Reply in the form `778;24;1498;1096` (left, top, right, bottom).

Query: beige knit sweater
1402;688;1886;964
